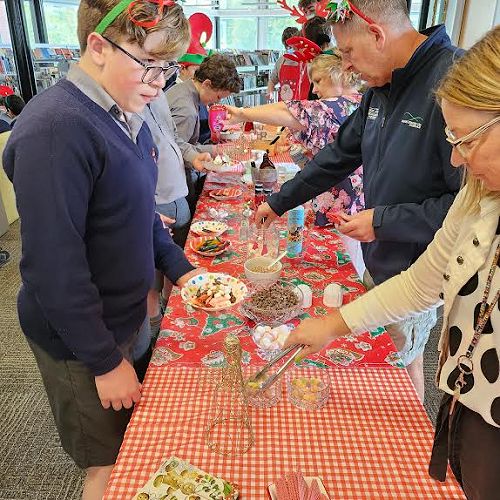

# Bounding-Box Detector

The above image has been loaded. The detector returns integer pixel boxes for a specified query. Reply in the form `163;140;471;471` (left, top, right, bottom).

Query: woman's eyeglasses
445;114;500;158
103;36;179;84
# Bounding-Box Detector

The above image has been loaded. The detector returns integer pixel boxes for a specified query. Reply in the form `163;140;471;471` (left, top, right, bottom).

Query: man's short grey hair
329;0;410;30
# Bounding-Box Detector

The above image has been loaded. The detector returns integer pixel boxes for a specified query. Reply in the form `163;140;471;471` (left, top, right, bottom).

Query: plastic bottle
239;203;252;241
208;104;227;143
286;205;305;258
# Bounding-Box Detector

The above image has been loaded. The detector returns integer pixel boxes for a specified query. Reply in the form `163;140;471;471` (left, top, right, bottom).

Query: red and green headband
95;0;181;35
326;0;375;24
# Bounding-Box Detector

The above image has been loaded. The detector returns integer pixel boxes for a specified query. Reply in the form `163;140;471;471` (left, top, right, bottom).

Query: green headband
95;0;133;35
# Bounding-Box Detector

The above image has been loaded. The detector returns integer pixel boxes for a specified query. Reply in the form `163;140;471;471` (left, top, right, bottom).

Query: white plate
190;220;229;237
181;273;248;311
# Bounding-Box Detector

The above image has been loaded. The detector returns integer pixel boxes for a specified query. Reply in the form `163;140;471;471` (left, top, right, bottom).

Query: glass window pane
0;1;20;93
261;16;298;50
219;18;257;50
43;0;79;46
409;0;423;29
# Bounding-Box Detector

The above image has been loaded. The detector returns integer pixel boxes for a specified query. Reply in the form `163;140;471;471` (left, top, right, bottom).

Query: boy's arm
4;121;123;376
152;213;196;284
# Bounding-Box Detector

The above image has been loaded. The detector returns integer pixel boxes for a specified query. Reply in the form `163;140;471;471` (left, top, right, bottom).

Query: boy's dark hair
303;16;331;48
299;0;317;10
194;54;241;93
5;95;25;117
281;26;300;48
0;96;5;107
77;0;190;60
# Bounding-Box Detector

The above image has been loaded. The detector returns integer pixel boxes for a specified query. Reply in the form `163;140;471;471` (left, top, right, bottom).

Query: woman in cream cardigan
286;26;500;498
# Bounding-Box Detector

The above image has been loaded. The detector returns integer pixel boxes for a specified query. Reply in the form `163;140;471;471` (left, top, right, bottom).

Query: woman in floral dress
224;52;365;273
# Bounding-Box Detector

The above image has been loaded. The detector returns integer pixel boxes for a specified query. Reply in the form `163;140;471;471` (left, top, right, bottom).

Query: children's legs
82;465;114;500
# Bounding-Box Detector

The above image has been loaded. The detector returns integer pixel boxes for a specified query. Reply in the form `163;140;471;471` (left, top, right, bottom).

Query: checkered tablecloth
104;365;464;499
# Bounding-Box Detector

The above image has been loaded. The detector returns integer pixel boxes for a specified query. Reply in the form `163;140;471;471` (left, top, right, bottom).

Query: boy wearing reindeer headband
3;1;205;497
257;0;462;402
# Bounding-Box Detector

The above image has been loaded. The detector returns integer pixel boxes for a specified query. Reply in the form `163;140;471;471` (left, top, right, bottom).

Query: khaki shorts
27;334;139;469
363;270;437;366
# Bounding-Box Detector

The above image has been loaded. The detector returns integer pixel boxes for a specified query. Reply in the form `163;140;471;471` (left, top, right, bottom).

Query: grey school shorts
26;333;140;469
363;270;437;366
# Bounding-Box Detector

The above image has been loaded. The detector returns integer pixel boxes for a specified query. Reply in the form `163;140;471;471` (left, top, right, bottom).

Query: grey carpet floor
0;221;441;499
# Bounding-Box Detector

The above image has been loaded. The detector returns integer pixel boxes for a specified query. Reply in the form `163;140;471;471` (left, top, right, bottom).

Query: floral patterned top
286;95;365;227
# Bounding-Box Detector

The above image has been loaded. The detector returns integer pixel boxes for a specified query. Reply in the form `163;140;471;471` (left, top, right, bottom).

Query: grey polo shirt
143;92;189;205
165;79;212;154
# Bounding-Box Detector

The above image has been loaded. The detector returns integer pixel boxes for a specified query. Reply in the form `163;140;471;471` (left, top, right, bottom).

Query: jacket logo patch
367;107;379;120
401;112;424;129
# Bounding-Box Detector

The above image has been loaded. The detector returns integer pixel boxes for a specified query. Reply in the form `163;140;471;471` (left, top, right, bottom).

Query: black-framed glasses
103;36;180;84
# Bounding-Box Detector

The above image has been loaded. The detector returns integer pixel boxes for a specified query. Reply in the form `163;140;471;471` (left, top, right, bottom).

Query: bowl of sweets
181;273;247;311
241;280;303;323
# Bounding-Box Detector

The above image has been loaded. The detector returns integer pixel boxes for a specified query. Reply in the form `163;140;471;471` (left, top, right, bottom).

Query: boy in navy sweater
3;1;197;497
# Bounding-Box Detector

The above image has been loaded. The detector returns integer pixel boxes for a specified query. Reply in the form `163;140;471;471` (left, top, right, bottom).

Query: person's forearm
239;102;303;130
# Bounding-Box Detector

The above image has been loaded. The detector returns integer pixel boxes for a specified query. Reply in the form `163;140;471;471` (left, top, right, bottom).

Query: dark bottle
259;151;276;170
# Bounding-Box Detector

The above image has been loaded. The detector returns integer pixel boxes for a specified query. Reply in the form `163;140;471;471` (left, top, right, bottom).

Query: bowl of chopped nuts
244;256;282;287
241;280;304;324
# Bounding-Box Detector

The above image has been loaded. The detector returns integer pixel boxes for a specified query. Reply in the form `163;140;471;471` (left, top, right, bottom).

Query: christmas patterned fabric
158;172;400;370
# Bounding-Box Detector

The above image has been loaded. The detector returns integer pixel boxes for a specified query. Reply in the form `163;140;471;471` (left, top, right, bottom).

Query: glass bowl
246;379;282;408
240;280;303;324
286;366;331;411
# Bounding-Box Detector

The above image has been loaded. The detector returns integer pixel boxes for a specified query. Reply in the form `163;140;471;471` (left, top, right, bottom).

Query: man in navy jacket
257;0;462;401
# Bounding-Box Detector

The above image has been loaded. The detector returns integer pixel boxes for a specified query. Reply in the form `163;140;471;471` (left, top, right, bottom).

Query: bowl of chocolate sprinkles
241;281;304;323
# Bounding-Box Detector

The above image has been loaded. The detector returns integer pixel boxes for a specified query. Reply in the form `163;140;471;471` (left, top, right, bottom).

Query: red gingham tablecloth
104;365;464;499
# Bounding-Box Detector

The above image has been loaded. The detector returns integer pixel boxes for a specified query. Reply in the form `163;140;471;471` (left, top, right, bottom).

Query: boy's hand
176;267;207;288
95;358;142;411
284;311;351;360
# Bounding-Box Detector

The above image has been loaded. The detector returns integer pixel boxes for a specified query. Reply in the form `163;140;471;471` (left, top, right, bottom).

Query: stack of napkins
134;457;239;500
269;471;329;500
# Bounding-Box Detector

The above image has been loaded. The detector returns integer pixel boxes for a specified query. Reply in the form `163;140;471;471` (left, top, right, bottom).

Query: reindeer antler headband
95;0;182;35
277;0;330;24
326;0;375;24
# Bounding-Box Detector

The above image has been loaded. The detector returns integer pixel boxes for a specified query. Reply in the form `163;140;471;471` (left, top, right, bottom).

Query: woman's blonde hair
308;51;361;91
78;0;190;60
436;25;500;214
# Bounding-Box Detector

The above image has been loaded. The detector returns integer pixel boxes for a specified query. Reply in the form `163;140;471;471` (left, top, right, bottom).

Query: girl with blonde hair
286;25;500;498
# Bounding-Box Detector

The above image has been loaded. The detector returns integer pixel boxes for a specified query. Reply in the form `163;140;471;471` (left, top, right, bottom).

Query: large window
43;0;79;46
261;16;297;50
409;0;423;28
219;17;258;50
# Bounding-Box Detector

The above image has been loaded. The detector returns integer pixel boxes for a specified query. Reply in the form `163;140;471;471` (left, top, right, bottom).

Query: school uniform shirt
142;92;191;205
340;188;500;427
165;80;213;154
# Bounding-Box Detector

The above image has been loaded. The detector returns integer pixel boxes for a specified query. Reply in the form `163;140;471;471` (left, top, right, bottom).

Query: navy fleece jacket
268;25;463;284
